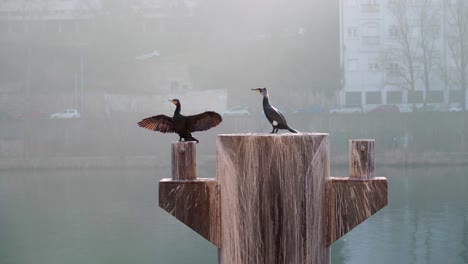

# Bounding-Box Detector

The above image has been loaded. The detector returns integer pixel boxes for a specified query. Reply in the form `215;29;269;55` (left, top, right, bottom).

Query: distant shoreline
1;151;467;170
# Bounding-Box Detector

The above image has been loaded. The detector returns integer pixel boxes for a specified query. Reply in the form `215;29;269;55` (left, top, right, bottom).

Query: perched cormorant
251;88;299;133
137;99;222;143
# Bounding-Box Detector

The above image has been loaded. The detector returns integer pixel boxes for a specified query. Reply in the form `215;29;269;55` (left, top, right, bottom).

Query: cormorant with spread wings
138;99;222;143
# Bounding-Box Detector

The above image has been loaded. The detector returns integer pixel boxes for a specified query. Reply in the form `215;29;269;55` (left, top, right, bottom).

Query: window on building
408;90;424;103
364;22;379;36
427;91;444;103
366;91;382;104
387;91;403;104
347;58;358;71
347;27;358;39
368;62;379;71
346;92;362;106
363;0;379;12
388;63;399;73
363;23;380;45
388;26;398;39
449;90;463;103
365;36;380;45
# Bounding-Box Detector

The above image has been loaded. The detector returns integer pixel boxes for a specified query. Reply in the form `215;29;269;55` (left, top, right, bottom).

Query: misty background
0;0;467;264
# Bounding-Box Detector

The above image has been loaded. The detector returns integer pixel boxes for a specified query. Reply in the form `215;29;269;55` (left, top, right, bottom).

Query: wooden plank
159;178;221;247
326;177;388;246
349;139;375;179
171;142;197;180
216;133;330;264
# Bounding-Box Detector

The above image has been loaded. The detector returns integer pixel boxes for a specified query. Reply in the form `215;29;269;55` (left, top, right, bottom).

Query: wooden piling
159;141;221;247
158;136;388;263
327;139;387;245
349;139;375;179
216;133;330;264
171;142;197;180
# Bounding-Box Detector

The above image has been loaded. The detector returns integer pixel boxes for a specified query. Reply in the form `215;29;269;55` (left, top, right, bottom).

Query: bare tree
387;0;420;110
445;0;468;111
418;0;441;110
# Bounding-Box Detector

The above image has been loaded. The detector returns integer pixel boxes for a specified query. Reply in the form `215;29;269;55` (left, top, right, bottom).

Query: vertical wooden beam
217;133;330;264
172;141;197;180
327;139;387;246
349;139;375;179
159;142;221;247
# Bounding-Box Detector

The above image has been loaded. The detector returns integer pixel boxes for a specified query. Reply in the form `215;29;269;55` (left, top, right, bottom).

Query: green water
0;166;467;264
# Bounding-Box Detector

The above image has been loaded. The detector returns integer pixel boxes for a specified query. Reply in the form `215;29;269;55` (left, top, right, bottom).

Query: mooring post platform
326;139;387;245
159;142;221;247
158;135;388;263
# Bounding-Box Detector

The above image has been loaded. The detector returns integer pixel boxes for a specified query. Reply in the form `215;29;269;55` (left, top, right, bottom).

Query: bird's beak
168;100;175;105
251;88;261;93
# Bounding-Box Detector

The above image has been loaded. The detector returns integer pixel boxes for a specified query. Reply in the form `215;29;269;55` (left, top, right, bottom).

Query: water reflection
0;165;466;264
332;166;468;264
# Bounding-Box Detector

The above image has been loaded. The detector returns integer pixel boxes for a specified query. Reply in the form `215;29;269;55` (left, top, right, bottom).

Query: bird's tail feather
287;126;299;133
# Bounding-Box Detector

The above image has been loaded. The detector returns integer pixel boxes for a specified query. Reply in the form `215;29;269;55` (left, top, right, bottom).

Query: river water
0;165;467;264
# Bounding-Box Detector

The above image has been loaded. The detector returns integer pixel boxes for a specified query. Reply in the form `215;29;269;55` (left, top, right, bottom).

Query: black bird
251;88;299;133
137;99;222;143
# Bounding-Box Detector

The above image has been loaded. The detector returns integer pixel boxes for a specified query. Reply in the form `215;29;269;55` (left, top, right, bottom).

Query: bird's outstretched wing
137;115;175;133
186;111;222;132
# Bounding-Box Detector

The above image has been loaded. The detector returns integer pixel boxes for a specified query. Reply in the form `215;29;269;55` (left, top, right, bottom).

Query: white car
449;104;463;112
50;109;80;118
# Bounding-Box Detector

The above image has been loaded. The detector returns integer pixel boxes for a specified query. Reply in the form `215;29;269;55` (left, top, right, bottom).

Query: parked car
50;109;80;118
416;103;442;112
221;106;250;116
368;105;400;113
449;104;463;112
329;106;363;114
397;104;414;112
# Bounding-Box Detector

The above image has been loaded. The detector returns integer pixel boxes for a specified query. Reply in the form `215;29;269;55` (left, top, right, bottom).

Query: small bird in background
251;88;299;133
138;99;222;143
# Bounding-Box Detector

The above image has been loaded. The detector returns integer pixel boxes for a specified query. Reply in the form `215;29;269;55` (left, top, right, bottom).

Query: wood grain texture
159;178;221;247
216;133;330;264
171;142;197;180
349;140;375;179
326;177;388;246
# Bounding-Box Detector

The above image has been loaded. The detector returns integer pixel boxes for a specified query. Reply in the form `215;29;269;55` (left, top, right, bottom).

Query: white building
339;0;466;111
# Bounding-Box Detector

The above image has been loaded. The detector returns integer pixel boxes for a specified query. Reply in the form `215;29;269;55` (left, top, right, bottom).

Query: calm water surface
0;165;467;264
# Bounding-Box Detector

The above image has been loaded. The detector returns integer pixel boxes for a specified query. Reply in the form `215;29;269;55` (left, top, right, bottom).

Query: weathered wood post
171;142;197;180
217;133;330;263
327;139;387;245
349;139;374;178
158;136;387;263
159;142;221;247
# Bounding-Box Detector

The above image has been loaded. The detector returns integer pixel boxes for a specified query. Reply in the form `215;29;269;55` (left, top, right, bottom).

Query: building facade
339;0;466;111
